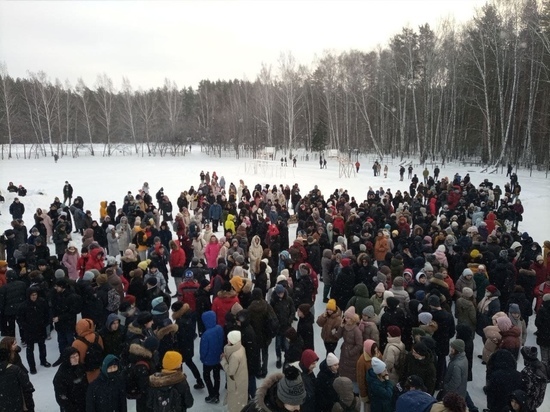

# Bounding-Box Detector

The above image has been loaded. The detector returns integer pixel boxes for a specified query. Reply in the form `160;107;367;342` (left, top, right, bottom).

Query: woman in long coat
336;308;363;382
221;330;248;412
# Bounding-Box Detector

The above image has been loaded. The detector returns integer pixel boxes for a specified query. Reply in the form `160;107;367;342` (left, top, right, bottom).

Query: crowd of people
0;165;549;412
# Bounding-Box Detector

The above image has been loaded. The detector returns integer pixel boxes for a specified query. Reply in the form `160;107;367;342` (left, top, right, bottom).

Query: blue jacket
208;203;223;220
395;389;436;412
367;368;394;412
200;311;224;366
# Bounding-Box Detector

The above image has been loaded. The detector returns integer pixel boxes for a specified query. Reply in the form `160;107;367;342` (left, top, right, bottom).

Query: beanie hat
230;276;244;293
301;349;319;370
363;339;376;356
285;327;298;341
418;312;433;325
55;278;69;288
521;346;538;362
55;269;66;279
362;305;375;318
146;277;158;287
470;249;481;259
374;282;386;293
344;306;356;320
227;330;241;345
392;277;405;287
275;284;285;294
450;339;465;353
509;303;521;314
386;297;399;310
413;342;429;357
424;262;433;272
0;260;8;268
543;293;550;302
137;311;153;326
143;336;159;352
415;290;426;301
486;285;497;294
412;327;426;337
428;295;441;308
96;273;108;285
277;365;306;405
371;357;386;374
387;325;401;337
497;316;512;332
326;352;339;367
124;294;136;306
82;271;95;281
298;304;311;316
277;274;287;283
462;268;473;276
462;287;474;299
326;299;337;312
162;351;182;371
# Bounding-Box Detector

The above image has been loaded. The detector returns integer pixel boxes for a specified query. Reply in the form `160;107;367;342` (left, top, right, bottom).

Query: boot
194;379;205;389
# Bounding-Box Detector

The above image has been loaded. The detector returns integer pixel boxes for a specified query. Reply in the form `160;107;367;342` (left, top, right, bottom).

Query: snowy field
0;147;549;411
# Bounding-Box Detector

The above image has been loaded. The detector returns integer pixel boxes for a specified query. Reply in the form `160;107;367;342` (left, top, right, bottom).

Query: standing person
72;318;104;384
221;330;248;412
299;349;319;412
53;347;88;412
0;270;27;338
399;166;405;181
293;157;297;167
17;287;51;374
355;161;360;173
297;304;315;351
408;165;413;179
270;284;295;368
200;310;224;404
357;339;383;410
520;346;549;412
63;181;74;206
9;197;24;220
336;307;363;383
51;278;82;366
248;288;276;379
333;376;361;412
86;355;127;412
316;353;340;412
535;293;550;363
429;295;455;388
367;357;394;412
317;299;342;355
442;339;468;399
0;347;35;412
147;351;194;412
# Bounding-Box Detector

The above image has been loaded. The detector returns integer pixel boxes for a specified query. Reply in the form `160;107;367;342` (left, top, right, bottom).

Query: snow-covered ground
0;147;549;411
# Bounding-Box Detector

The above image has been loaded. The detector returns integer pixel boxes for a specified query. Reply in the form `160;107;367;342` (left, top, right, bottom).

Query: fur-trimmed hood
241;277;253;294
217;289;238;299
155;323;179;340
128;322;144;336
129;343;153;359
171;303;191;321
252;372;284;411
428;277;449;289
149;370;187;388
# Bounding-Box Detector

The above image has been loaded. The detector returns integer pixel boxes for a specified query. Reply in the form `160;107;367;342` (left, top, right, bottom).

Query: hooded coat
17;290;49;343
486;349;522;412
316;359;340;412
72;318;105;383
455;297;477;331
221;340;248;412
402;350;437;395
521;357;549;411
200;311;224;366
366;368;394;412
317;307;343;344
147;369;193;412
443;351;468;397
212;289;240;328
346;283;372;316
0;359;35;412
332;377;361;412
336;320;363;382
383;336;405;383
85;355;127;412
53;347;88;412
535;299;550;346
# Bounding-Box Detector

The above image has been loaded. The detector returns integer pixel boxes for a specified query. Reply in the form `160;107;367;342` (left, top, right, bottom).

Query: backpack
77;333;103;372
338;397;357;412
106;287;121;312
388;344;407;377
148;385;182;412
125;360;150;399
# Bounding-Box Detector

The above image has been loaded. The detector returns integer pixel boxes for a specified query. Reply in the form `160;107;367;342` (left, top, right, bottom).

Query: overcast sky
0;0;487;90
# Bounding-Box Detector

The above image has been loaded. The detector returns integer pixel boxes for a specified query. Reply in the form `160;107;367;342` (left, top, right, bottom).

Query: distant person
54;153;59;163
355;161;360;172
323;159;327;169
63;181;73;206
293;157;297;167
399;166;405;181
408;165;413;179
9;197;24;220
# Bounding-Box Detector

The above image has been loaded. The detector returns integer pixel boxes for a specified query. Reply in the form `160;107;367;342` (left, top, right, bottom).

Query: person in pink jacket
204;234;222;269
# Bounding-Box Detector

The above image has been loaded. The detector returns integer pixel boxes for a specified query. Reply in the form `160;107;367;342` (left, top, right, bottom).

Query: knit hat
275;284;285;294
412;327;426;338
497;316;512;332
521;346;538;362
374;282;386;293
371;357;386;374
386;297;399;310
344;306;356;320
450;339;465;353
462;287;474;299
96;273;108;285
298;304;311;316
82;271;95;281
55;269;66;279
509;303;521;314
137;311;153;326
301;349;319;370
428;295;440;308
470;249;481;259
363;339;376;356
55;278;68;288
462;268;473;276
392;277;405;287
362;305;375;318
415;290;426;301
486;285;497;294
124;295;136;306
418;312;433;325
437;244;446;253
543;293;550;302
277;365;306;406
230;275;244;293
413;342;429;357
143;336;159;352
387;325;401;337
326;299;337;312
424;262;433;272
326;352;339;367
162;351;182;371
227;330;241;345
146;277;158;287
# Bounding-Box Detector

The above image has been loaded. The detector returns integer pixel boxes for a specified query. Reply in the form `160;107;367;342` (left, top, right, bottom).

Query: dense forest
2;0;550;168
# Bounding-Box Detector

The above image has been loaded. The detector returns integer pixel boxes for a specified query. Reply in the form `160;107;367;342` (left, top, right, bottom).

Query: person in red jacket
531;256;550;288
76;247;90;278
204;235;221;270
178;270;200;310
84;246;105;272
169;240;186;291
211;281;239;327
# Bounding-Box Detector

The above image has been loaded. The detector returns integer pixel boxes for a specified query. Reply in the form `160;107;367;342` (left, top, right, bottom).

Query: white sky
0;0;487;90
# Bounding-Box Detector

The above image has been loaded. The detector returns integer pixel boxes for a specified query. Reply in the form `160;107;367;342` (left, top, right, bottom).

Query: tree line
1;0;550;168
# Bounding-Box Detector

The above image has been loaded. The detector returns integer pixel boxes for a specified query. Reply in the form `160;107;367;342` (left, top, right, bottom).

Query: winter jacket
85;357;127;412
535;299;550;346
331;266;356;310
443;351;468;397
521;359;549;411
53;348;88;412
51;287;82;333
454;274;476;298
366;368;394;412
297;312;315;351
0;273;27;317
402;351;437;395
211;289;239;327
382;336;405;383
332;376;361;412
317;307;343;343
499;326;521;357
72;319;104;383
270;289;295;335
0;361;35;412
486;349;522;412
17;294;49;343
221;340;248;412
147;370;193;412
316;360;340;412
62;250;80;280
200;311;224;366
455;297;477;331
395;389;436;412
336;322;363;382
346;283;372;317
99;315;127;357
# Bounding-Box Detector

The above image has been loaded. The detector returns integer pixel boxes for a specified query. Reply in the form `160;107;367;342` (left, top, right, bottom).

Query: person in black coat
284;326;304;367
0;270;27;338
51;278;82;365
331;258;355;310
53;347;88;412
0;347;35;412
315;356;340;412
294;264;314;307
299;349;319;412
297;303;315;351
485;349;522;412
86;355;127;412
429;295;455;388
9;198;25;220
17;287;51;373
236;309;261;399
379;297;411;350
99;313;127;358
